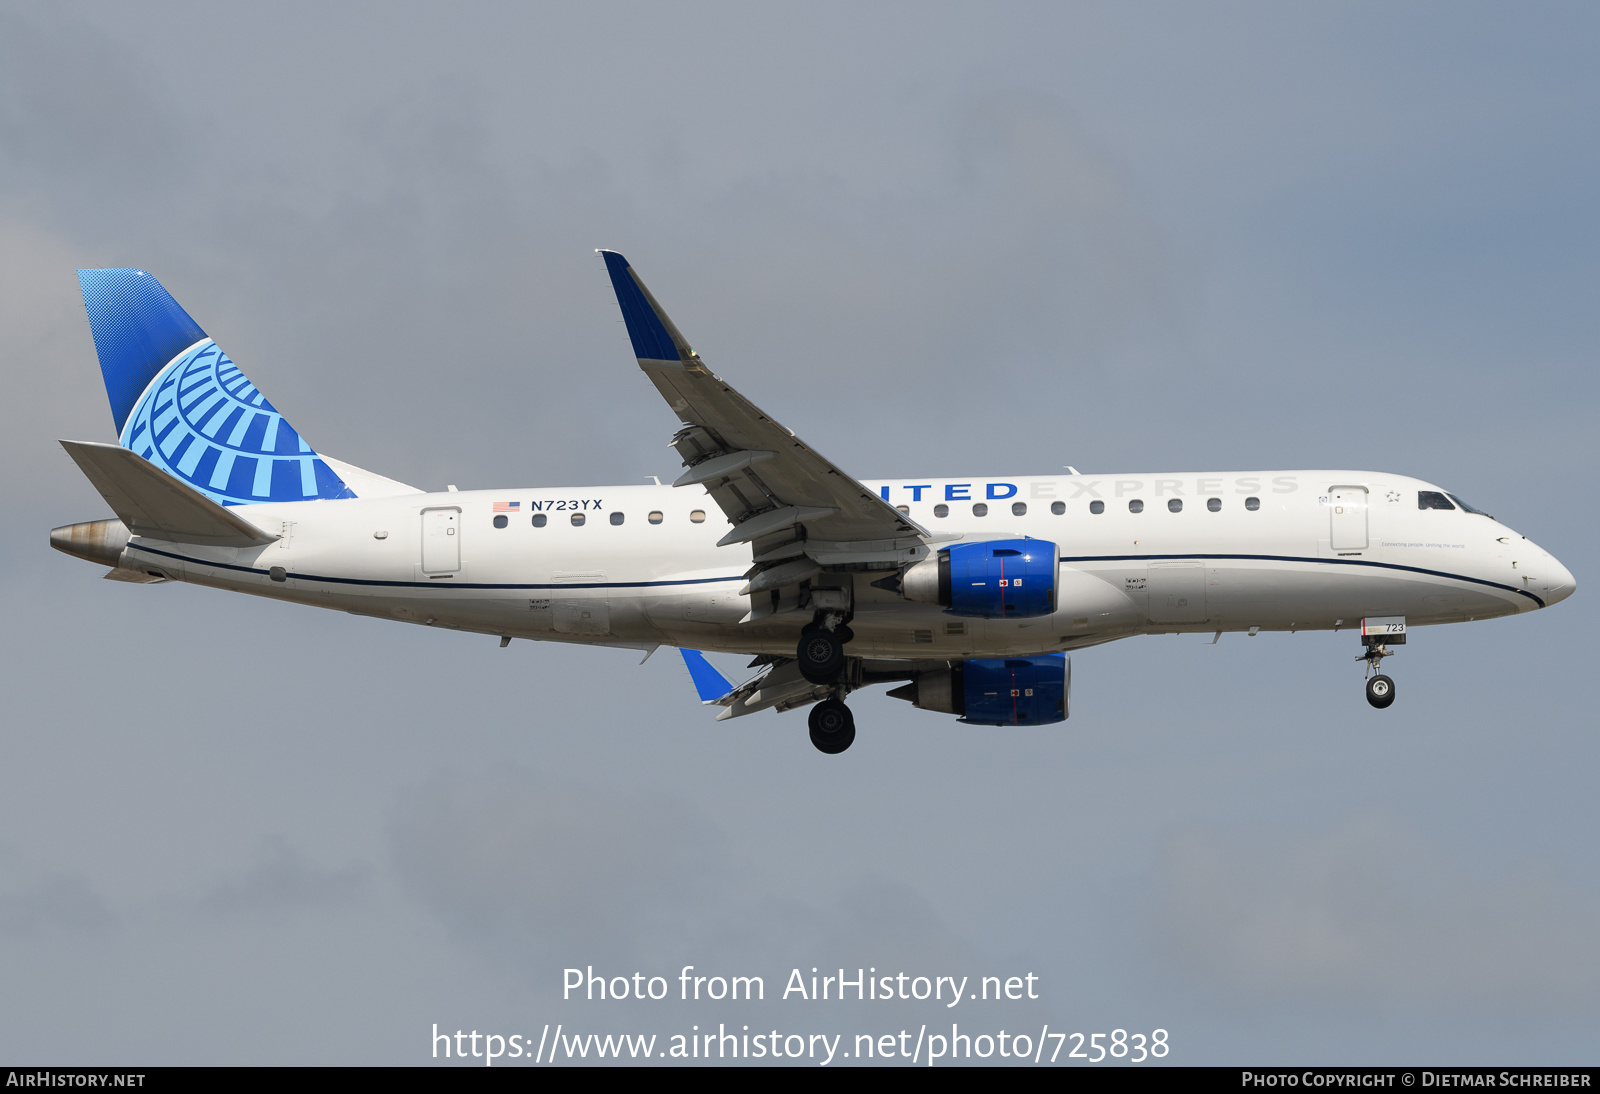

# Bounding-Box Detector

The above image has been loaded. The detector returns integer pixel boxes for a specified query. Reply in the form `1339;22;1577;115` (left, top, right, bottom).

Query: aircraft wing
598;251;930;571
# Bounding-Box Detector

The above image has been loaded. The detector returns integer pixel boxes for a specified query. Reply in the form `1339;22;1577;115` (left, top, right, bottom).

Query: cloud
0;213;116;507
388;766;731;972
387;766;985;998
0;873;116;937
1152;808;1600;1013
198;836;370;920
0;7;188;228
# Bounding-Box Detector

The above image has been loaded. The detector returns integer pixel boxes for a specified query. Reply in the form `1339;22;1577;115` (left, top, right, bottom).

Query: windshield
1447;493;1494;518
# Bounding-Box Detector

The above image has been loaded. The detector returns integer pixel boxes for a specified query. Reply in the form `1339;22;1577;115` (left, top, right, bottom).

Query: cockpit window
1417;491;1456;510
1447;494;1493;517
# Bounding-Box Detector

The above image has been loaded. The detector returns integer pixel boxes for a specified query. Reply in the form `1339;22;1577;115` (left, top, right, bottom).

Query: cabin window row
921;497;1262;518
492;509;708;529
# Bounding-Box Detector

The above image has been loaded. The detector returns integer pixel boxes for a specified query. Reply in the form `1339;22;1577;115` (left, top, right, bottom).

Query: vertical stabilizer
76;269;355;506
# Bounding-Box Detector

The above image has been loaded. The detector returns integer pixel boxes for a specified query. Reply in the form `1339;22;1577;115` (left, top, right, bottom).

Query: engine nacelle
900;538;1057;618
888;654;1068;726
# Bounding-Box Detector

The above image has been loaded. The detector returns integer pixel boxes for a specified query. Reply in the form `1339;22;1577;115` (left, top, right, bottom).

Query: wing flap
711;660;834;720
60;440;279;547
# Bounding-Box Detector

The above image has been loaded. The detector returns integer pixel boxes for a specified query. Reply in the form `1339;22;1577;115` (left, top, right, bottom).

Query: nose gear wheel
1366;674;1396;709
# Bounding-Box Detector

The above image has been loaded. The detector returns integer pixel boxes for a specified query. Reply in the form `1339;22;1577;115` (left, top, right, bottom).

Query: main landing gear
797;628;846;684
808;698;856;754
1358;636;1397;709
798;613;856;753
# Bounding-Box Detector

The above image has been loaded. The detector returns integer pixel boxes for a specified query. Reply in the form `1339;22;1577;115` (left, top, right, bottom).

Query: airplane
50;254;1576;754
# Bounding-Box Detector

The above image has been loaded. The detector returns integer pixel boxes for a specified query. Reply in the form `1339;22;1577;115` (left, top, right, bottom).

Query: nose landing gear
1365;673;1396;709
1358;635;1398;709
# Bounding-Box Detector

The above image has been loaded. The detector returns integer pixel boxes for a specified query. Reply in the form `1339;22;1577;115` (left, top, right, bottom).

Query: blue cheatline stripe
680;649;735;703
1057;552;1545;608
598;250;681;362
124;545;1544;607
125;544;744;590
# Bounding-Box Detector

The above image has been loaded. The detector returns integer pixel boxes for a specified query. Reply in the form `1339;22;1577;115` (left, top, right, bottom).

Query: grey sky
1;1;1596;1064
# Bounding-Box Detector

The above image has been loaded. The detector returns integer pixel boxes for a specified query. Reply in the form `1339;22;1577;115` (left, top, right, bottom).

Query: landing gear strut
1358;635;1397;709
808;698;856;754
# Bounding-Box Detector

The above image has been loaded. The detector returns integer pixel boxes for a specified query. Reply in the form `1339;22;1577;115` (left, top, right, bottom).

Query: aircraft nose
1543;555;1577;605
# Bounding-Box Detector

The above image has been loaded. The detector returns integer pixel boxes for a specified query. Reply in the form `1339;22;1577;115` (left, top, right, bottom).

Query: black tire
797;629;845;684
1366;674;1396;709
808;699;856;754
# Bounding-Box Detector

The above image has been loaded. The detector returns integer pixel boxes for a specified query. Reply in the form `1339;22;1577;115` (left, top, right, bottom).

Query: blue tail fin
77;269;354;506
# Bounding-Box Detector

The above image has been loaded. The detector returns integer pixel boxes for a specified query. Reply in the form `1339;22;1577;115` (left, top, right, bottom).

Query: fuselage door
421;507;461;574
1329;486;1368;551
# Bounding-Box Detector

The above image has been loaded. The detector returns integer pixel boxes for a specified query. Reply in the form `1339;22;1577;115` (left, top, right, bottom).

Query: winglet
680;648;735;704
596;250;692;363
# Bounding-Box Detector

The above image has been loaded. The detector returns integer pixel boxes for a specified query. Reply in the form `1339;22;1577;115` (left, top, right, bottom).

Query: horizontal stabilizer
680;649;735;703
60;440;278;547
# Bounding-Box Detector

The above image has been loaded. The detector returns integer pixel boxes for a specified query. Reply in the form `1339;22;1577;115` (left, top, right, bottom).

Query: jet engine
887;654;1068;726
898;538;1057;618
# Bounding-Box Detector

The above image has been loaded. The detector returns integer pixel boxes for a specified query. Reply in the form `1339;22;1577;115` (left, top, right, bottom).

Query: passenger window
1128;499;1144;513
1207;497;1221;512
896;505;910;514
690;510;706;523
493;515;508;529
1418;490;1456;510
571;512;586;526
648;511;663;524
1011;502;1027;516
972;503;988;517
1089;500;1104;515
531;513;547;527
1245;497;1260;511
609;512;624;526
933;504;949;518
1050;501;1065;515
1168;499;1182;513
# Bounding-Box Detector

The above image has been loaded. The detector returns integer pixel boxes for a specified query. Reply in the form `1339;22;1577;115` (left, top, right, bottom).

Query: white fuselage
114;470;1575;659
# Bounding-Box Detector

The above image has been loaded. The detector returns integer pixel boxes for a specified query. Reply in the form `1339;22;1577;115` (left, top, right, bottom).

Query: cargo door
420;507;461;575
1330;486;1369;551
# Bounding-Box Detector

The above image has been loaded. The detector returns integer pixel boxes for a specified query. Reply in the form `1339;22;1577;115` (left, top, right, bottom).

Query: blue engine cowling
889;654;1069;726
938;538;1057;618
